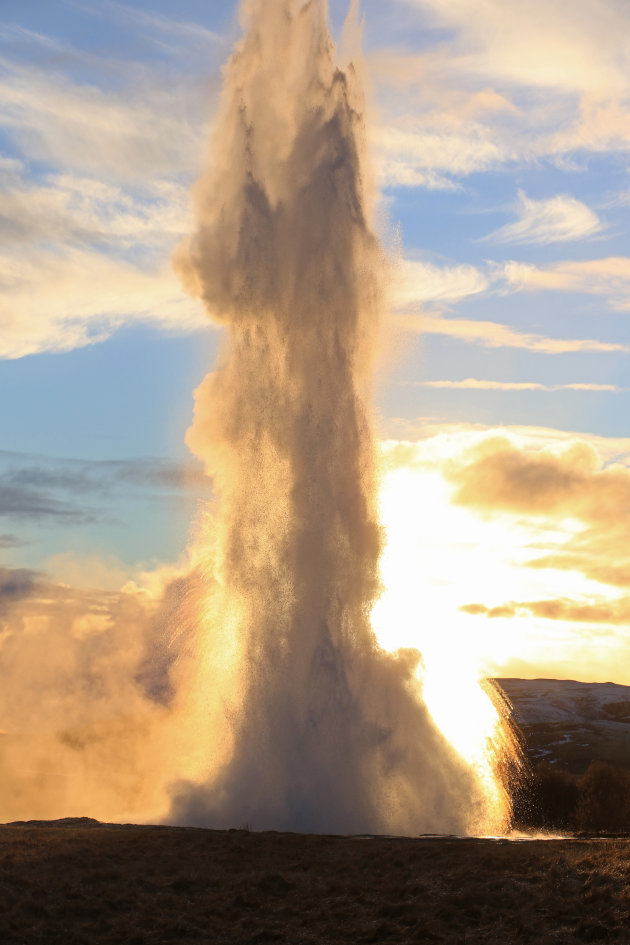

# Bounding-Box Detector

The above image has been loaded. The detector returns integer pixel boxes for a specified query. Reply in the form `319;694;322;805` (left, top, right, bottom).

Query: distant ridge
496;677;630;773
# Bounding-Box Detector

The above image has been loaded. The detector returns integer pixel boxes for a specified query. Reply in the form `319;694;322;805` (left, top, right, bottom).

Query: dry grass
1;823;630;943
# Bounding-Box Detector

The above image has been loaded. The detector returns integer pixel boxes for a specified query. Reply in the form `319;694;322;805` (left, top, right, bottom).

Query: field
2;822;630;944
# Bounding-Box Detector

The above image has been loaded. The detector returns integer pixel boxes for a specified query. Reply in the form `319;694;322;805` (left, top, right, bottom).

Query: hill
497;677;630;774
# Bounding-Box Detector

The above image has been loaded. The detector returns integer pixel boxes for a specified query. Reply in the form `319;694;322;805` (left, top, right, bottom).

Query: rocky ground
1;822;630;944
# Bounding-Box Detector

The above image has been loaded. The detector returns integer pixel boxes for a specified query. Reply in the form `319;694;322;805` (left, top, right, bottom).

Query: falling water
171;0;508;834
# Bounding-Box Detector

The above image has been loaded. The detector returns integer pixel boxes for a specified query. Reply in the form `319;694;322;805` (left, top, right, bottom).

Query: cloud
0;56;208;182
0;40;218;357
377;0;630;184
0;158;207;357
485;191;603;245
501;257;630;311
392;259;490;306
0;166;191;251
373;121;506;189
72;0;225;53
0;452;210;531
461;595;630;626
441;433;630;635
414;378;625;391
0;244;207;358
400;0;630;95
0;481;94;524
445;435;630;522
396;311;628;353
0;566;41;610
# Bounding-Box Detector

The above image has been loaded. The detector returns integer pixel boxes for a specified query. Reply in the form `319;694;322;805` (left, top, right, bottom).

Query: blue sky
2;0;630;681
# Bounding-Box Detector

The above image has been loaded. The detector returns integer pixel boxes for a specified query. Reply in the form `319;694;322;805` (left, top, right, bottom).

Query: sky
2;0;630;686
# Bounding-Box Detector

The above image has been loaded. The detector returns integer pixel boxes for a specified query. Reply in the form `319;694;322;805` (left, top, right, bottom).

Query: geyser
170;0;509;834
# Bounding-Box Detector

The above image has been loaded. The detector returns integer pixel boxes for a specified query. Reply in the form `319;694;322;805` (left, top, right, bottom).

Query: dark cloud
0;481;95;523
0;566;41;609
0;451;210;493
0;451;211;527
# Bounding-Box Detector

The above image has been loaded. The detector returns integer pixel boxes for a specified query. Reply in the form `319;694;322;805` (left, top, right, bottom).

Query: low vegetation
1;823;630;944
511;759;630;834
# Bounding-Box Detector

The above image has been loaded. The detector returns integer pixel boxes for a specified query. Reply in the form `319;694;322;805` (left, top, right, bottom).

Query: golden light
369;431;630;828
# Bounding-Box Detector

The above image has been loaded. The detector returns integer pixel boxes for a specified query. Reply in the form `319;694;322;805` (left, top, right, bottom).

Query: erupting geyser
171;0;511;834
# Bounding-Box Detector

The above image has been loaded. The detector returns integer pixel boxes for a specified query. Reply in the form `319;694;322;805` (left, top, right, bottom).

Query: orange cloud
445;436;630;523
461;596;630;626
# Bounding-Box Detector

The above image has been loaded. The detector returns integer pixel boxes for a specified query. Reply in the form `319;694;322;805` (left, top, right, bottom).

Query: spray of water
170;0;509;835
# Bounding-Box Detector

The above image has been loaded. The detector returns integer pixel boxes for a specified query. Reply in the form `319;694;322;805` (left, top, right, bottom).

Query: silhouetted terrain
498;678;630;773
497;678;630;833
1;823;630;944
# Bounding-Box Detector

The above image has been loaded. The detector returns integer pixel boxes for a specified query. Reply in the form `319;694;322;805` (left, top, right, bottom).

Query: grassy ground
1;823;630;943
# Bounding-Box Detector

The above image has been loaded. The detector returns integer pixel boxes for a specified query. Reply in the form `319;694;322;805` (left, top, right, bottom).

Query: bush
510;760;630;834
577;761;630;833
511;762;579;832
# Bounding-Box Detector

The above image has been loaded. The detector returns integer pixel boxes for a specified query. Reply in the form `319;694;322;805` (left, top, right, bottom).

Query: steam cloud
169;0;496;835
0;0;509;835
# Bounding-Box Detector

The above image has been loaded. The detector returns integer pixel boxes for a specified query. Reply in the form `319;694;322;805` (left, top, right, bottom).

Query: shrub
576;762;630;833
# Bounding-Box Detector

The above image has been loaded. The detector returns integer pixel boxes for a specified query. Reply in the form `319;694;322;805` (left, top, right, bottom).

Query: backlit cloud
374;430;630;685
382;0;630;182
437;431;630;642
400;0;630;95
445;435;630;521
461;596;630;626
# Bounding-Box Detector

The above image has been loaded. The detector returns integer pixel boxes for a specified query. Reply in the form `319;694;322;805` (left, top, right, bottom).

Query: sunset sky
2;0;630;686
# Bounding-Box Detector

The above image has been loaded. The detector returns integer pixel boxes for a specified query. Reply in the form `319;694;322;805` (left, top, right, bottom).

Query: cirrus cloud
485;190;603;245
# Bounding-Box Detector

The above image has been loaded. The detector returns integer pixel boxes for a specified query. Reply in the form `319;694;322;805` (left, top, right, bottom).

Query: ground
1;822;629;943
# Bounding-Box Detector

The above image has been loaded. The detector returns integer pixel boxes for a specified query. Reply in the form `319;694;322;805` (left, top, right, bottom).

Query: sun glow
370;456;514;829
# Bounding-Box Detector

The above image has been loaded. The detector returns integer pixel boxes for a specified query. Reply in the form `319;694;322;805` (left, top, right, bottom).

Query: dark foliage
510;760;630;834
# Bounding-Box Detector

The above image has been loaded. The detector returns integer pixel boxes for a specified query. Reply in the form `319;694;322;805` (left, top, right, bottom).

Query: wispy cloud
0;244;207;359
399;0;630;95
413;378;625;391
70;0;225;52
379;0;630;184
502;257;630;310
485;190;603;245
0;57;208;182
0;451;210;528
373;121;505;189
392;259;490;306
462;595;630;626
0;481;94;524
396;312;628;353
